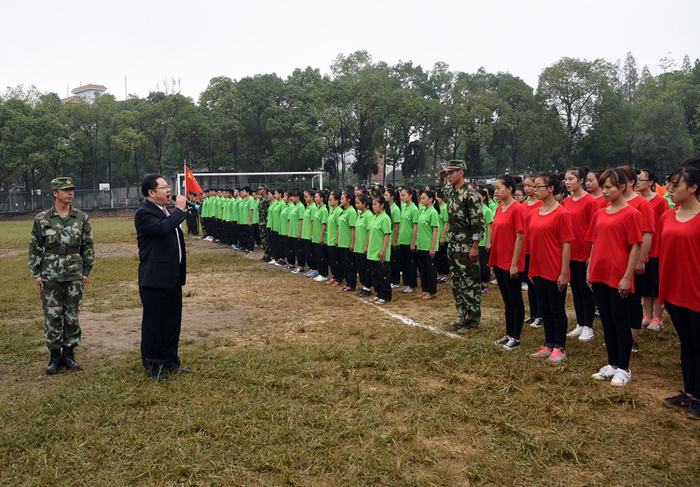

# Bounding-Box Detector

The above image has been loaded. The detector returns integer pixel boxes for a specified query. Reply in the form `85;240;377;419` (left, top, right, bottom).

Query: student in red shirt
636;169;670;331
586;170;608;210
522;175;543;329
657;166;700;419
528;173;574;363
563;167;598;343
619;166;655;353
586;168;642;387
489;175;527;351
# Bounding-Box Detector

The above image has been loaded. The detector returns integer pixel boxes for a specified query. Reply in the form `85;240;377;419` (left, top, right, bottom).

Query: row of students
488;165;700;419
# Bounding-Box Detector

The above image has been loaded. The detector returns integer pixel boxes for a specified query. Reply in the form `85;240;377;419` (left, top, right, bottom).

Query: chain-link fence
0;187;142;213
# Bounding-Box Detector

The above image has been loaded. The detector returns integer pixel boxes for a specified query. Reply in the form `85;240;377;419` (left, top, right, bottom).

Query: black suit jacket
135;200;187;288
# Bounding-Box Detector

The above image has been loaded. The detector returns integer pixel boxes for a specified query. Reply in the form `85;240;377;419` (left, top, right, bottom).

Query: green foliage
1;53;699;190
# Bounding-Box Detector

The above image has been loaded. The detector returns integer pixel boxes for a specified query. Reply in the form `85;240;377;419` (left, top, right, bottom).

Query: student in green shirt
223;190;236;247
337;190;358;291
398;187;420;293
287;190;304;271
312;190;330;281
266;191;280;263
435;190;451;283
231;189;242;250
367;194;393;304
384;187;402;288
416;189;440;299
301;190;318;278
353;194;374;297
278;192;291;266
239;187;254;253
477;188;494;293
251;193;260;247
326;190;344;285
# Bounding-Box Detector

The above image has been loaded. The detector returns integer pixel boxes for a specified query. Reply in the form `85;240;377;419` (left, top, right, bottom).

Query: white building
62;84;107;104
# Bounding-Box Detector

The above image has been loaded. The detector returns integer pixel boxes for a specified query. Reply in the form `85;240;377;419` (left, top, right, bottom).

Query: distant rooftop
71;84;107;94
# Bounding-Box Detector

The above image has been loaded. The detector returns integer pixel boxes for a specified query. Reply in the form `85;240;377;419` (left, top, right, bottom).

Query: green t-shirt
353;209;374;254
398;203;420;245
479;205;494;247
201;198;211;217
439;202;449;242
416;205;440;251
225;198;236;222
312;204;328;244
326;205;343;246
301;203;316;240
337;206;358;249
389;202;401;244
367;211;392;262
488;200;497;213
239;197;252;224
251;198;260;225
266;200;278;229
288;202;303;238
279;203;291;236
231;198;240;223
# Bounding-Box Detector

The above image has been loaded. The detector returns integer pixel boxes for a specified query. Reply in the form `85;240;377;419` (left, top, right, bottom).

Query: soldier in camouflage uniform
257;185;272;261
28;177;95;374
438;162;484;334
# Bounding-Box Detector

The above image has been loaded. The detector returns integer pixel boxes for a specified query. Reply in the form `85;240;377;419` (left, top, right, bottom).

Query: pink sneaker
547;348;568;364
641;315;651;328
530;346;553;359
647;318;662;332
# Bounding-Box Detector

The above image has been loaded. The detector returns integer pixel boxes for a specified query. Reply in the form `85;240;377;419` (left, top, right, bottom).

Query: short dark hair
141;174;162;197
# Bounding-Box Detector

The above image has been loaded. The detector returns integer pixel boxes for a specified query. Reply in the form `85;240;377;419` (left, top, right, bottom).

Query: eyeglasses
156;185;171;190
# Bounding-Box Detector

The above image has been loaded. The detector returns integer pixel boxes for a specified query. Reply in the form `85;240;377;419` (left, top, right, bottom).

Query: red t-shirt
489;202;526;272
586;205;643;292
593;195;608;210
522;200;543;255
645;193;670;258
528;205;575;281
657;211;700;312
561;193;597;262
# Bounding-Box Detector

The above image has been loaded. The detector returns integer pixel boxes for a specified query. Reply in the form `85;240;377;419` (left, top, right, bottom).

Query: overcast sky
2;0;697;101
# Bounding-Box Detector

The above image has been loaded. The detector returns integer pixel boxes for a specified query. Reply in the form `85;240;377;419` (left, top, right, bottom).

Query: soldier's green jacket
440;181;483;252
28;206;95;282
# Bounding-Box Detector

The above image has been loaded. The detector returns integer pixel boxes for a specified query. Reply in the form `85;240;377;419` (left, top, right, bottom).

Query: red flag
185;165;202;195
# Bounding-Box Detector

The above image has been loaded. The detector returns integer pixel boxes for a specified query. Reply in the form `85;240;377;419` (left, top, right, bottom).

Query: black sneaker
663;392;690;409
502;338;521;351
357;290;371;297
687;400;700;420
631;341;640;353
523;317;534;325
494;335;510;346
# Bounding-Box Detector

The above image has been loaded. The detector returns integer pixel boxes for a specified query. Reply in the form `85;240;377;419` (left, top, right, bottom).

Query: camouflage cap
51;177;75;190
445;160;467;172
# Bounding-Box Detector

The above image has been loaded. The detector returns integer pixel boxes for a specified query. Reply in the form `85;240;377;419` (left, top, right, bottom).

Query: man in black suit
135;174;188;380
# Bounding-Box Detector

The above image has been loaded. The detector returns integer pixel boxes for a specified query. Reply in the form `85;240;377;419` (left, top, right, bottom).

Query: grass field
0;217;698;486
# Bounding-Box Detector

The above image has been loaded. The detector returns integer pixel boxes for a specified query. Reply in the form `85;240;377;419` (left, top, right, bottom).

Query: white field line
362;299;463;340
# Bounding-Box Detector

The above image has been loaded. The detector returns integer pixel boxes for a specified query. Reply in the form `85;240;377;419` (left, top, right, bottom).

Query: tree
622;52;639;102
537;57;615;160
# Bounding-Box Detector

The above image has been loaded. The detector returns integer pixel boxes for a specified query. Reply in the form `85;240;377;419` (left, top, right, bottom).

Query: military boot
62;346;81;371
46;350;62;375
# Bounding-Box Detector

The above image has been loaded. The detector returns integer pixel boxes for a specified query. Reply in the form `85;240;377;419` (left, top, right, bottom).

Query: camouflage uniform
441;170;483;329
258;194;271;259
28;179;94;352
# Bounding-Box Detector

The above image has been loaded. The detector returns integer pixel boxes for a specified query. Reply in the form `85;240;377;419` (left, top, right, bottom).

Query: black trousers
524;255;540;319
629;282;643;330
398;244;417;288
533;276;569;349
339;247;357;288
254;225;260;245
416;250;437;294
494;266;525;339
570;260;595;328
327;246;341;281
303;239;315;270
293;237;306;267
436;242;450;275
390;245;401;285
314;243;328;277
355;252;372;288
139;285;182;373
371;260;392;301
666;303;700;397
478;247;491;283
593;283;633;370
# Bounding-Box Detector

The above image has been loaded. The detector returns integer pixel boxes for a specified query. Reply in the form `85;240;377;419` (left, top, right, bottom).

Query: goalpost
175;171;324;195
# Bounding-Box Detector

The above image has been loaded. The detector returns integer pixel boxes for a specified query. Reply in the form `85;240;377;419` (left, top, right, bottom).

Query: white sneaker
268;259;277;265
611;369;632;387
402;286;414;294
592;365;617;381
521;283;528;291
579;327;595;342
567;324;584;338
399;286;408;292
292;266;304;274
529;318;543;329
390;283;399;289
314;275;328;282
